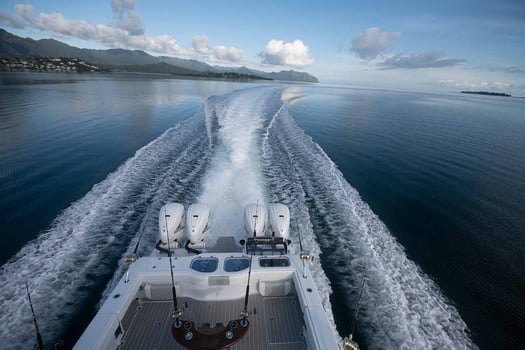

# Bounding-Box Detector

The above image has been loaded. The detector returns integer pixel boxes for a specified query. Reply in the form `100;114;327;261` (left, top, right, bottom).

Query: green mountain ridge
0;28;318;82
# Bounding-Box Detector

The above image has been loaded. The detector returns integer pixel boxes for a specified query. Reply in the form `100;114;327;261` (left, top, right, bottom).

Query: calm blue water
284;86;525;349
0;73;258;263
0;73;524;349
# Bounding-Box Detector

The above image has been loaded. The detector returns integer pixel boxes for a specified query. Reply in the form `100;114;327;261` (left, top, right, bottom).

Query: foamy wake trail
198;87;282;241
261;93;477;349
198;86;345;341
196;85;341;340
0;115;211;349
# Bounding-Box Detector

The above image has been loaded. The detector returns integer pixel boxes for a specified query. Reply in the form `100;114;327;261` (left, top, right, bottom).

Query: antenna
165;210;181;320
25;283;44;350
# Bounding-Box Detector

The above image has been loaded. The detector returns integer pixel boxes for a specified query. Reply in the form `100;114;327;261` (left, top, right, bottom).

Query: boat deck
119;293;306;350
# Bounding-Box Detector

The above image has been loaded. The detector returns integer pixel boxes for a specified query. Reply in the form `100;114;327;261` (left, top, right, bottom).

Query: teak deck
120;293;305;349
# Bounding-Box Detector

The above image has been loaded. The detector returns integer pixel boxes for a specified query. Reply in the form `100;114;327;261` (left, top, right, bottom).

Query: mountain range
0;28;318;82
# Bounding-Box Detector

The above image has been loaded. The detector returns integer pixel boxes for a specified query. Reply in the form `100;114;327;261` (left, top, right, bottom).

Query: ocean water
283;86;525;350
0;73;524;349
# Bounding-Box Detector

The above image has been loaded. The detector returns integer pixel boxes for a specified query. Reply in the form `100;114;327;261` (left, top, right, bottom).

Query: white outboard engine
244;203;267;237
158;203;185;250
268;203;290;239
186;203;211;246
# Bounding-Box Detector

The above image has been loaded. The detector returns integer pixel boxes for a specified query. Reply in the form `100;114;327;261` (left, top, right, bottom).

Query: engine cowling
244;203;267;237
268;203;290;239
158;203;185;249
186;203;211;245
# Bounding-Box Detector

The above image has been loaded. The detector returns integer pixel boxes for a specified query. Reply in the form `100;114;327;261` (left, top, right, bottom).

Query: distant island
461;91;511;97
0;28;318;83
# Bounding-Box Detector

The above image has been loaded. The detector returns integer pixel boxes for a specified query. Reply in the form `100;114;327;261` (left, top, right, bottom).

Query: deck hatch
190;257;218;272
259;257;290;267
224;257;250;272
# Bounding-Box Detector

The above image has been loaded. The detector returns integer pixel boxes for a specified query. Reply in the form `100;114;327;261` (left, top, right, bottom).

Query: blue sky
1;0;524;94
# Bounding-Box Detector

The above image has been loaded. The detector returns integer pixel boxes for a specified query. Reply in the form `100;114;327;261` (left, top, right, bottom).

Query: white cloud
192;35;212;55
14;4;36;24
260;39;314;68
2;4;246;63
214;45;243;62
111;0;144;35
351;27;401;59
111;0;136;13
0;12;25;29
7;4;188;55
192;36;244;63
0;4;248;66
378;51;466;69
115;11;144;36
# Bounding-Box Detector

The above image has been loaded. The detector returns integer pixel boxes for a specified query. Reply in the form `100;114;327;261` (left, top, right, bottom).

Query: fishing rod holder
299;250;312;278
342;336;360;350
172;309;183;319
124;254;137;283
299;250;311;261
125;254;137;264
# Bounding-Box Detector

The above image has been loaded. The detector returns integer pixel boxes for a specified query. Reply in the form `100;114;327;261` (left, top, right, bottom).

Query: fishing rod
132;212;149;257
350;278;366;339
295;219;311;278
126;204;156;263
125;207;155;279
242;201;260;317
25;283;44;350
241;253;254;318
164;211;182;320
297;221;304;253
342;278;366;350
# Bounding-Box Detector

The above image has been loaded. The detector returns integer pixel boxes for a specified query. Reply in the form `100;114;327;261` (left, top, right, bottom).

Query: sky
1;0;524;94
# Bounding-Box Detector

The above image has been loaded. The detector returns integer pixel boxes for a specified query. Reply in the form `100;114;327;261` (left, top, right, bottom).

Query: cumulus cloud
351;27;400;59
377;51;465;69
111;0;144;35
4;4;187;55
1;3;245;63
14;4;36;24
192;35;212;55
0;12;25;28
214;45;243;62
111;0;135;13
260;39;314;68
115;11;144;35
191;36;244;62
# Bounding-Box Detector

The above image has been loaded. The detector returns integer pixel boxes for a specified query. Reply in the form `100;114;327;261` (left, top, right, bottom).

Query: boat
74;202;360;349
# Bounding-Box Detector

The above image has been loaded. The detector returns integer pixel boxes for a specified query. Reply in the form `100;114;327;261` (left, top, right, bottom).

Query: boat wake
262;99;477;349
0;114;212;348
0;86;475;349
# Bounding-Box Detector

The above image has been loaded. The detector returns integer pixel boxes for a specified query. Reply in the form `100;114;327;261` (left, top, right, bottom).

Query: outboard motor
186;203;211;246
158;203;185;250
244;203;267;237
268;203;290;239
